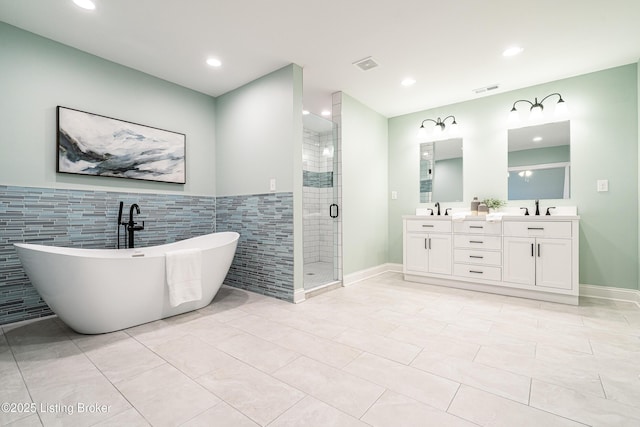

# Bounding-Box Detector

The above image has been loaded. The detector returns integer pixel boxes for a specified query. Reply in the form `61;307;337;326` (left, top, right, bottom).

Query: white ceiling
1;0;639;118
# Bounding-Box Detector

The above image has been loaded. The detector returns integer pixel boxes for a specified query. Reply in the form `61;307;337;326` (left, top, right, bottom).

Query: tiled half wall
1;185;294;326
216;193;294;301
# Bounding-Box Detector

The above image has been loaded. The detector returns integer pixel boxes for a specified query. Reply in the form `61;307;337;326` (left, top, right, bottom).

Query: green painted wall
215;64;301;196
0;22;217;196
341;93;389;275
389;64;639;290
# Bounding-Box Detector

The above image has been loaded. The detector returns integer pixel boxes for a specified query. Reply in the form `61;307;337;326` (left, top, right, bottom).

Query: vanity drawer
406;220;452;233
454;264;502;281
503;221;571;238
453;221;501;235
454;249;501;266
453;235;501;250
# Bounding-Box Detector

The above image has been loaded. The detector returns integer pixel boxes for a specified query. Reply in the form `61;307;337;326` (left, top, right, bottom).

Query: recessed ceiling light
321;110;331;117
302;110;310;115
73;0;96;10
503;46;524;57
401;78;416;87
532;136;543;142
206;58;222;67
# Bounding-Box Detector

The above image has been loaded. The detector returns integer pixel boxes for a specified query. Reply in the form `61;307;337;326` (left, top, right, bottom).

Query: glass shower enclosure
302;113;340;291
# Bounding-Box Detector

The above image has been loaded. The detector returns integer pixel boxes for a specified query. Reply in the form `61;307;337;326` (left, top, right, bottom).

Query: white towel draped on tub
166;248;203;307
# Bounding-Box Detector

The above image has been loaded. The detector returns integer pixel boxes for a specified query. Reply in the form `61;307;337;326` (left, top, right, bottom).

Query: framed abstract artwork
56;106;186;184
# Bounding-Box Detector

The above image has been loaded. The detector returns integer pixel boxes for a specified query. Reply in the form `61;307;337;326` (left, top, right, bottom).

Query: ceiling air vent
473;84;500;94
353;56;379;71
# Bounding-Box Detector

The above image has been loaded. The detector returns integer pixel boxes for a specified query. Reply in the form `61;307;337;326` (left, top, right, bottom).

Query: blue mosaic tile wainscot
0;185;215;325
216;193;294;302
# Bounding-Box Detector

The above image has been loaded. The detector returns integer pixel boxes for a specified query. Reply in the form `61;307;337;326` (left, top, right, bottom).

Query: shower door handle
329;204;339;218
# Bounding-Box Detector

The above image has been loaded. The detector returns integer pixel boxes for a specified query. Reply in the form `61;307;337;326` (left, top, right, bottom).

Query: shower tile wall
0;185;215;325
303;129;335;265
215;193;294;301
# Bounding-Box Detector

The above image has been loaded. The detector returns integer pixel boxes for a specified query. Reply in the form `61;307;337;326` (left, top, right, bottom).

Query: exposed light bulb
73;0;96;10
555;99;568;116
529;104;543;121
417;126;428;140
449;121;459;135
508;108;520;123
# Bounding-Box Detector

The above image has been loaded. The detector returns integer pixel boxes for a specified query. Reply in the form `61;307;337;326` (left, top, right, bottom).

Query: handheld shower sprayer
117;201;124;249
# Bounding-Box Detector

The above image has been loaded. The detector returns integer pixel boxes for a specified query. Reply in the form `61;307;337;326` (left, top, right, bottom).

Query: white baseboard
305;264;640;308
293;288;306;304
343;263;403;286
580;284;640;307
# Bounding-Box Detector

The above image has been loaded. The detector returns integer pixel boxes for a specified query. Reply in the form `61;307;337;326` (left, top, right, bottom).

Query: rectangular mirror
420;138;463;203
508;121;570;200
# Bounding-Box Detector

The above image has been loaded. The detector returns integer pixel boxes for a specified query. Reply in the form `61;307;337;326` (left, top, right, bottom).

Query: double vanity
403;213;579;305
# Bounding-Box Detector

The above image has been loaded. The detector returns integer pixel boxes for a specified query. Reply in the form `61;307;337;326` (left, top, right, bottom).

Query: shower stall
302;113;340;291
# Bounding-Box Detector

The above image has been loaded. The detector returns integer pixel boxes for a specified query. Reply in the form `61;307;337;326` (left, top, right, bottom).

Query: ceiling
1;0;639;118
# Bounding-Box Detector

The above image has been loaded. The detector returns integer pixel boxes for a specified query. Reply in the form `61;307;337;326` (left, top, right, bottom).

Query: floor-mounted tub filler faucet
127;204;145;248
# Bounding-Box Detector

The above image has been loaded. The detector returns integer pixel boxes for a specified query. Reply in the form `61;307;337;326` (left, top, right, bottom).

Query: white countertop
403;214;580;220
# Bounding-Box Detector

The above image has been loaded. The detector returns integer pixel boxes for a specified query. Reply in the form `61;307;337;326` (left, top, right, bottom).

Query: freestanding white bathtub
14;232;239;334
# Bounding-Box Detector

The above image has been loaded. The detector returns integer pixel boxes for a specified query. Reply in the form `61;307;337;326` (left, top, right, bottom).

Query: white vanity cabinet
404;219;452;275
503;221;573;290
403;215;579;305
453;220;502;281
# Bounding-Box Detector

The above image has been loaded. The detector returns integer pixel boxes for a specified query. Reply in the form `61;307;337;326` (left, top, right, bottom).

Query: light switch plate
269;178;276;192
391;191;398;200
597;179;609;192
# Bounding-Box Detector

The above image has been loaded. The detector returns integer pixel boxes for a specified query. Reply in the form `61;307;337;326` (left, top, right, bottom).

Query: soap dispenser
470;197;480;216
478;203;488;216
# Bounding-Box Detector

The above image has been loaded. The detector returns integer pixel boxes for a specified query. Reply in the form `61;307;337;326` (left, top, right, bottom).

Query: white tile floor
2;272;640;427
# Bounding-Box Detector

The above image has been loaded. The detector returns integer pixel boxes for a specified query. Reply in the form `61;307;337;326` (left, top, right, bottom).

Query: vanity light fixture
509;93;567;122
417;115;458;139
